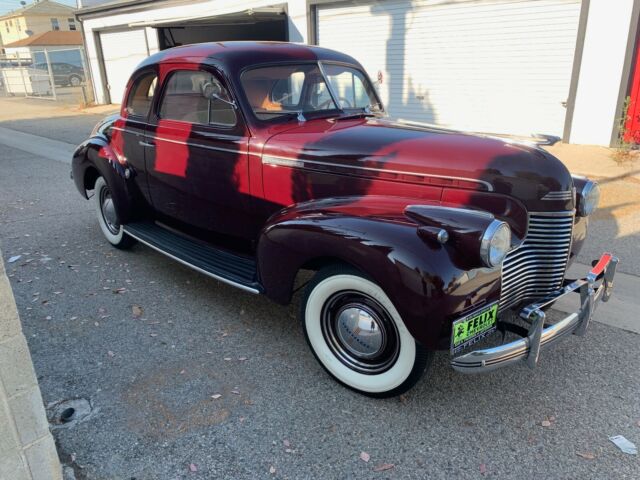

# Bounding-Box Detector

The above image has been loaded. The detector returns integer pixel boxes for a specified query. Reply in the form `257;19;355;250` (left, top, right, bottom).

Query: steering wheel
318;97;353;109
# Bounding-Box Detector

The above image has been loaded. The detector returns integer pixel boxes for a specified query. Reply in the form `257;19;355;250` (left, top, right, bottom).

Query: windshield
240;63;381;121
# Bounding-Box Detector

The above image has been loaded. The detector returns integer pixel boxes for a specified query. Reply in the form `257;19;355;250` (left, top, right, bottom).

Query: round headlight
480;220;511;267
578;181;600;217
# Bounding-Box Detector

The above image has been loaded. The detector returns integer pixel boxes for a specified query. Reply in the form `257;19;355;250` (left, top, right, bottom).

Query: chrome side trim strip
152;135;246;155
111;126;247;155
122;227;261;295
111;125;143;137
542;191;573;200
262;154;494;191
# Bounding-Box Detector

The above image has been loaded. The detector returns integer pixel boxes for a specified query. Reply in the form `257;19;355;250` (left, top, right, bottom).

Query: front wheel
301;265;432;398
69;75;82;87
93;176;136;249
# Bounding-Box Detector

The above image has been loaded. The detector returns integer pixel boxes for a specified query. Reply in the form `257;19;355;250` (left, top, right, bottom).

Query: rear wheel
301;265;432;397
93;176;136;249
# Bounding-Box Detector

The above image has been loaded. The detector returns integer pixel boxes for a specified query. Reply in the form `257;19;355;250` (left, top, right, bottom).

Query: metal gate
0;46;94;105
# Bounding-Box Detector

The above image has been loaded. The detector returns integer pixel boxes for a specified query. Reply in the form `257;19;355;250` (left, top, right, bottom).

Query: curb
0;248;62;480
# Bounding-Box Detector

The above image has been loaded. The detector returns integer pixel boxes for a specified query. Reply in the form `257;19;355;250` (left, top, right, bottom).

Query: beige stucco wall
1;13;75;46
0;249;62;480
24;14;75;36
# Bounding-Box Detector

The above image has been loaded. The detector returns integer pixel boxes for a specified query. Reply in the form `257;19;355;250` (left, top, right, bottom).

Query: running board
123;222;262;294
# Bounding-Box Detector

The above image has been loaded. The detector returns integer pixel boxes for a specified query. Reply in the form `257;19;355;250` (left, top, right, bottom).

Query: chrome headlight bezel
480;220;511;267
577;180;600;217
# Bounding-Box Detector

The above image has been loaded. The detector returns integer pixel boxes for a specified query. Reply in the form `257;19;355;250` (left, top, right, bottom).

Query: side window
158;70;237;127
125;73;157;118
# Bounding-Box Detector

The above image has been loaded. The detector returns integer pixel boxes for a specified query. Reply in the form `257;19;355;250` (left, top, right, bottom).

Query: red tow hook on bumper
451;253;619;373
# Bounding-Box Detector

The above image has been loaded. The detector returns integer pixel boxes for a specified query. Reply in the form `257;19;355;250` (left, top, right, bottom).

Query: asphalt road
0;130;639;479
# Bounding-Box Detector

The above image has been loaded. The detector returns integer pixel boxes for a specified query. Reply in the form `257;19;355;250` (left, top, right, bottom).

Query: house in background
0;0;77;48
75;0;639;147
3;30;83;64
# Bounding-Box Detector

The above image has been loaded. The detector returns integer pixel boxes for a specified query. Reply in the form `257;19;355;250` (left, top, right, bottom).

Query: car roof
136;41;361;75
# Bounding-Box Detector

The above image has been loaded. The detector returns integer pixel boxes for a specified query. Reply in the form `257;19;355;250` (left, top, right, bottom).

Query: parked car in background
71;42;618;397
34;62;84;86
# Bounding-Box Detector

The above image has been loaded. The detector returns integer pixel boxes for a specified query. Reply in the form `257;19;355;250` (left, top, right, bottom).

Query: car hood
261;117;574;211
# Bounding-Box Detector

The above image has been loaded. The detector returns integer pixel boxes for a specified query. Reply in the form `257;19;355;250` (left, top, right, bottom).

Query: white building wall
80;0;639;146
569;0;636;145
317;0;582;139
81;0;309;104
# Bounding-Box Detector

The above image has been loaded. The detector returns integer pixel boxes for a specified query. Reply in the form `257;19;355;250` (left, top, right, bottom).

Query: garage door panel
100;29;149;104
318;0;581;136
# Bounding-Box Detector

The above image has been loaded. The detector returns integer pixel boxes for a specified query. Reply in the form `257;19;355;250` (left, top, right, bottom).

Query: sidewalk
545;142;640;183
0;97;118;145
0;96;117;123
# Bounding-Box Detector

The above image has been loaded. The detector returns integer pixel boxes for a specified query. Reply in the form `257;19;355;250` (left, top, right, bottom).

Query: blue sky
0;0;77;16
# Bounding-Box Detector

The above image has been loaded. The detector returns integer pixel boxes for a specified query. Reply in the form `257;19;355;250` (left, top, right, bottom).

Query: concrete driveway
0;101;639;479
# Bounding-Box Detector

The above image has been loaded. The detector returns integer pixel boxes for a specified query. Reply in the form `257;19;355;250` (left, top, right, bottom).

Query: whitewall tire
93;176;136;249
301;265;432;397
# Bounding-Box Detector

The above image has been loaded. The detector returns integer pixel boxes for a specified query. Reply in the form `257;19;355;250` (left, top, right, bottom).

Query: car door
110;68;157;208
146;65;252;240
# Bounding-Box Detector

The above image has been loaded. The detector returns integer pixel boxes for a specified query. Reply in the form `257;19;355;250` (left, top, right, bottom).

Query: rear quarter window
126;72;157;118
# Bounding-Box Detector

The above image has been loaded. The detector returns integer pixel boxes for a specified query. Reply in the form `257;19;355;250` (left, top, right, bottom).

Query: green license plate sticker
452;303;498;354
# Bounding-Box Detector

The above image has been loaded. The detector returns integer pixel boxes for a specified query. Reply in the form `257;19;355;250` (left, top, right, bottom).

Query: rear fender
257;196;502;350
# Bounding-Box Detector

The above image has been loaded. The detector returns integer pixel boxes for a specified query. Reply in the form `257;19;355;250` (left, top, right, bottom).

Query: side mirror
202;81;236;108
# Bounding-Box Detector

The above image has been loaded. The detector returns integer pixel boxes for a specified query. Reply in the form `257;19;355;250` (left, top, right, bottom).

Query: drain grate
48;398;92;427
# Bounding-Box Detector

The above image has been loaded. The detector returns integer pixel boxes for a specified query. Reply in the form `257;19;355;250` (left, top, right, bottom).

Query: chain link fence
0;46;94;105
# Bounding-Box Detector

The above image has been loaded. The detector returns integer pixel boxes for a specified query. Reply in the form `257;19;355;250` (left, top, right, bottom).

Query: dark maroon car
71;42;617;397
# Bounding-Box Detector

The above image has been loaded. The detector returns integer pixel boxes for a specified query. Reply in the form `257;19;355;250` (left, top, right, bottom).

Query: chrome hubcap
336;307;383;358
100;187;119;235
321;291;400;375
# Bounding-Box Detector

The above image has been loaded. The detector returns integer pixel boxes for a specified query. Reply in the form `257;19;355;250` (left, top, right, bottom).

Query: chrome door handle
139;140;155;148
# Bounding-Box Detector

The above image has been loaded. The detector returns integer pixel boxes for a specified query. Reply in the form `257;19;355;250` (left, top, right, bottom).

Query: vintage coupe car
71;42;617;397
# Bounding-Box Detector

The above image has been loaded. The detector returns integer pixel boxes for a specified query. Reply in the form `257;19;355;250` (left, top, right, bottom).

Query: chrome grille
499;212;574;310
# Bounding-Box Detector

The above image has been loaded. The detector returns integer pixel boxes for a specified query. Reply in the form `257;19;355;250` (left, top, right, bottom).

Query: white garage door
317;0;581;137
99;29;149;104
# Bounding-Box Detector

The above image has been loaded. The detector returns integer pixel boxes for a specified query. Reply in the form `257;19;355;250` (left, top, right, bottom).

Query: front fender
71;135;142;225
257;196;502;350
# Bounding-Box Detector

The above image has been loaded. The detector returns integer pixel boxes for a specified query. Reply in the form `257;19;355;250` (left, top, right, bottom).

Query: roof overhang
76;0;160;19
2;31;83;48
128;6;286;29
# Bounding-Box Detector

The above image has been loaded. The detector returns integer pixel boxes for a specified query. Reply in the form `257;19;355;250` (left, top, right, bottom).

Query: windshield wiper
334;111;378;121
257;110;306;122
334;103;384;121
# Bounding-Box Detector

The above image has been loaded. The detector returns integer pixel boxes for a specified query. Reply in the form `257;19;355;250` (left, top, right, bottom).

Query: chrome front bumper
451;253;618;373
